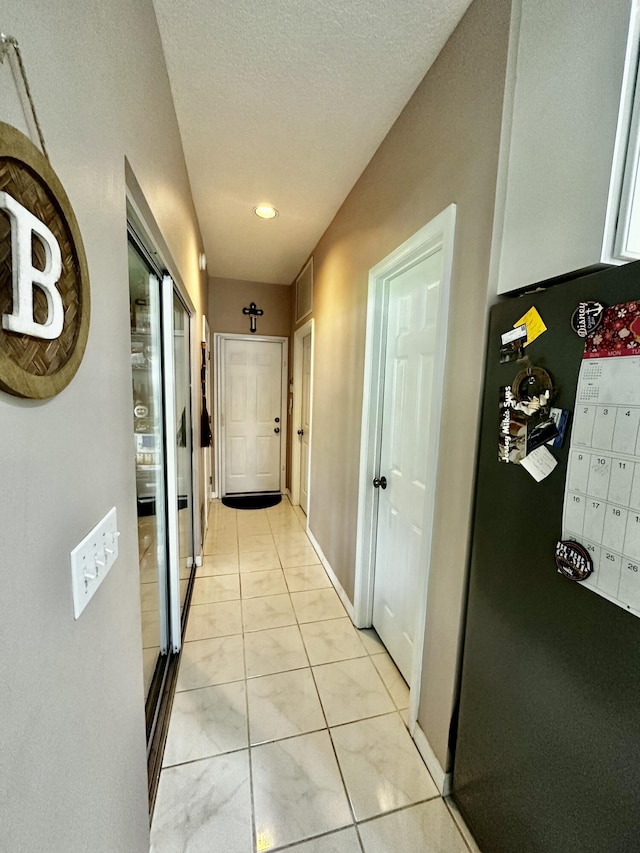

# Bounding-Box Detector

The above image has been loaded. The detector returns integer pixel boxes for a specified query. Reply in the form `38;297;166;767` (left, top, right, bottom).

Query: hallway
149;499;473;852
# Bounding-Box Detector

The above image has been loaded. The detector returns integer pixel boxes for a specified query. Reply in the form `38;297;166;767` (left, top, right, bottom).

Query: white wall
0;1;205;849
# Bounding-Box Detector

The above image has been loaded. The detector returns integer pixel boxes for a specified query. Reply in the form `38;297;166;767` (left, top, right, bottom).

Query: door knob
274;427;280;433
372;476;387;489
297;429;304;436
275;417;280;423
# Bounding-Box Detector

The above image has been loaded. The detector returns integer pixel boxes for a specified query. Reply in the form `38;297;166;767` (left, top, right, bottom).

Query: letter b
1;191;64;339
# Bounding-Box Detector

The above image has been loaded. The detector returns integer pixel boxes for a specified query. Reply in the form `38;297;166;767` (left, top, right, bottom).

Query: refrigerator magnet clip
511;366;554;416
513;306;547;347
547;407;570;449
555;540;593;582
500;324;527;363
571;301;604;338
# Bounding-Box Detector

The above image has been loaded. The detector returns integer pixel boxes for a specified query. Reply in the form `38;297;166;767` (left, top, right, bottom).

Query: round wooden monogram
0;122;90;399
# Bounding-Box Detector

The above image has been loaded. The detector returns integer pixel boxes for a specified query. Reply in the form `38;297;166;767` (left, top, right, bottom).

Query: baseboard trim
412;721;451;796
306;528;355;622
195;555;203;567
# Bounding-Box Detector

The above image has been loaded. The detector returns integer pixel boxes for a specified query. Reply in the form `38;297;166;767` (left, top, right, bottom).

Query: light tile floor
150;498;475;853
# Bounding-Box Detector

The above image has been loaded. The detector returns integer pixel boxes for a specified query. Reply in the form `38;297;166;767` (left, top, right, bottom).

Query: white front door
299;331;312;514
372;247;444;683
223;338;282;494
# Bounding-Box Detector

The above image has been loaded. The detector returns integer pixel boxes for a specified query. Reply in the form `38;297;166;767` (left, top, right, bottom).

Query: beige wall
0;1;205;850
295;0;511;770
208;276;291;337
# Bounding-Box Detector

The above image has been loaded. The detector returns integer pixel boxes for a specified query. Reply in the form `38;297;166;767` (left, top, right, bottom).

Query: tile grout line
249;508;361;848
269;504;443;848
242;609;259;853
265;826;361;853
159;745;248;772
301;594;360;845
169;501;457;852
211;501;258;853
296;551;367;853
241;503;301;853
369;651;411;718
444;796;481;853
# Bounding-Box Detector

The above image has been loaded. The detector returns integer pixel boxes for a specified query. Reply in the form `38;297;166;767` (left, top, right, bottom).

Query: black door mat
222;494;282;510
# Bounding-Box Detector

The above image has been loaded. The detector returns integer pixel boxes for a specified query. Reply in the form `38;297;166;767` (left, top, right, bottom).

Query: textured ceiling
152;0;472;284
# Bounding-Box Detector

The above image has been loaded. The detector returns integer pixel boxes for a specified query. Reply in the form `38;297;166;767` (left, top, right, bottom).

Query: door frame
354;204;456;726
214;332;288;497
126;175;201;576
202;316;213;505
127;180;201;809
290;318;315;513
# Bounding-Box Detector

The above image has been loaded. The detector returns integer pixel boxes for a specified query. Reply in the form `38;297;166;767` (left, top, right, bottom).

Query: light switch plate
70;507;119;619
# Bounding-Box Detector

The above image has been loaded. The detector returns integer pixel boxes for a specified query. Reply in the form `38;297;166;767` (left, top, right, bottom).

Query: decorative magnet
510;366;555;415
571;301;604;338
555;540;593;582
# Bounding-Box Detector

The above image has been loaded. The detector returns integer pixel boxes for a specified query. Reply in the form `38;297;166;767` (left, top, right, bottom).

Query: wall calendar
562;300;640;617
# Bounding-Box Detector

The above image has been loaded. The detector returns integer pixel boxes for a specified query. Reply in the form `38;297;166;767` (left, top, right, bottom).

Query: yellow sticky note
514;307;547;347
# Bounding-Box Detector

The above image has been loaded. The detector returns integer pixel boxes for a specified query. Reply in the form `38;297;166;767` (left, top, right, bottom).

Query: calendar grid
562;353;640;617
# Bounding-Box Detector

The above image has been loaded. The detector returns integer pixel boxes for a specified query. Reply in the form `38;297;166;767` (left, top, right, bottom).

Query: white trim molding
213;333;288;498
291;318;314;511
603;0;640;263
295;256;313;323
306;528;355;622
162;274;182;654
354;203;456;724
411;722;451;796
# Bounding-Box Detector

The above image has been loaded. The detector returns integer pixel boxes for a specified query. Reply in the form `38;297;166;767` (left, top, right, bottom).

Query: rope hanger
0;33;49;160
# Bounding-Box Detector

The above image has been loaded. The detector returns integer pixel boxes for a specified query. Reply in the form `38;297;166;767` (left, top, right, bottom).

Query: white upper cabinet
493;0;634;295
608;3;640;261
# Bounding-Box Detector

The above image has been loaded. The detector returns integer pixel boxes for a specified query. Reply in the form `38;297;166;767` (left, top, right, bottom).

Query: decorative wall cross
242;301;263;333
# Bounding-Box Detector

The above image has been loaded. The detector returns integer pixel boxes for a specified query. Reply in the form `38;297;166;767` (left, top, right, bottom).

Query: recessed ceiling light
253;204;278;220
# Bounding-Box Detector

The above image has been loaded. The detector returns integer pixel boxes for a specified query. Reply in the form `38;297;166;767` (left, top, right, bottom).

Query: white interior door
299;332;312;514
202;317;212;504
223;338;282;494
372;248;444;683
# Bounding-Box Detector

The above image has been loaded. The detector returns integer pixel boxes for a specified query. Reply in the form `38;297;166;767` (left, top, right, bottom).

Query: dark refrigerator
452;260;640;852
